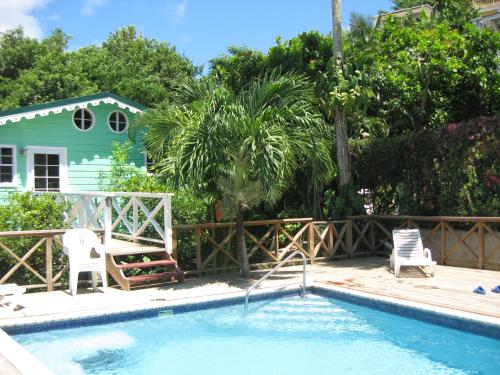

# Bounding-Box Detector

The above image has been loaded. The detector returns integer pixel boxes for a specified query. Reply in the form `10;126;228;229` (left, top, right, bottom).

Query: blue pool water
13;295;500;374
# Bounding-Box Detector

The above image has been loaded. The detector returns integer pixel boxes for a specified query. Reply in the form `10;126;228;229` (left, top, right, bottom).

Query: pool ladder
244;250;307;311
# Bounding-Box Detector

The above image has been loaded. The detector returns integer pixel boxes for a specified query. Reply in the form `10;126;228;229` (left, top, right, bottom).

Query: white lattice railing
36;192;173;254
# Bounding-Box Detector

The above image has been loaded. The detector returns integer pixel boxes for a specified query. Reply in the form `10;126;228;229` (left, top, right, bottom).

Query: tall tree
332;0;351;189
132;73;333;276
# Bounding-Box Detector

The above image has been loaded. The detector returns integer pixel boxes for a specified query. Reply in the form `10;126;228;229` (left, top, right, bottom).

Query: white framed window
108;111;128;133
26;146;68;192
73;108;95;131
0;145;17;187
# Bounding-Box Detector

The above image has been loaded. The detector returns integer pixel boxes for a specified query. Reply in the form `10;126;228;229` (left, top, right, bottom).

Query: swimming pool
11;292;500;375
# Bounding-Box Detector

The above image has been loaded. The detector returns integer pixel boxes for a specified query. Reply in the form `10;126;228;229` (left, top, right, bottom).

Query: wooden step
127;271;184;283
117;260;176;270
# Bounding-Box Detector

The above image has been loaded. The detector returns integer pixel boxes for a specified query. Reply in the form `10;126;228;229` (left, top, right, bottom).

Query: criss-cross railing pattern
348;215;500;269
1;214;499;290
37;192;173;253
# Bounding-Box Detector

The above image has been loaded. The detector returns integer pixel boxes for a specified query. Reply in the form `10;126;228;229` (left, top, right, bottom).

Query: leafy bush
352;116;500;216
0;193;69;286
322;183;365;220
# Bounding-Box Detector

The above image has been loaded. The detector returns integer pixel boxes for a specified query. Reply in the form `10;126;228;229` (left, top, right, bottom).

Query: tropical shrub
0;193;69;286
352;116;500;216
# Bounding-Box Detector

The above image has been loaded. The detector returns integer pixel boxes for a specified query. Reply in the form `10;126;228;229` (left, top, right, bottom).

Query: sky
0;0;394;70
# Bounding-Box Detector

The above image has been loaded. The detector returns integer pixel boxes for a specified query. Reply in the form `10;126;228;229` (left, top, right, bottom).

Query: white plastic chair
390;229;434;277
0;284;26;315
63;229;108;296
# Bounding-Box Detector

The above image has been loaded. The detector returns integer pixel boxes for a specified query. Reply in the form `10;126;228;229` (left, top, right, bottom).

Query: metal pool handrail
244;250;307;311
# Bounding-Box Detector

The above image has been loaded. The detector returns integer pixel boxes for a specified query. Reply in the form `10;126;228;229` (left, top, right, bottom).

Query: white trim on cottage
0;96;143;126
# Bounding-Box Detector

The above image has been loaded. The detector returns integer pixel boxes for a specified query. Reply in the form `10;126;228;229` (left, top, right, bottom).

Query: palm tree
331;0;351;189
132;73;333;277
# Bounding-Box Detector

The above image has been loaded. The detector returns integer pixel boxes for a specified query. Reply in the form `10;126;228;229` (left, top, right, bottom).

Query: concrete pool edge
1;282;499;374
0;329;53;375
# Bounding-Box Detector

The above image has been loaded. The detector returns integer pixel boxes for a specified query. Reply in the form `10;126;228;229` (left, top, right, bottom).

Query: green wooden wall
0;103;145;202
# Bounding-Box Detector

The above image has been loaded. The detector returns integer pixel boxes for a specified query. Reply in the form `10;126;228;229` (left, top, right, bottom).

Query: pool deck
1;256;500;374
1;257;499;325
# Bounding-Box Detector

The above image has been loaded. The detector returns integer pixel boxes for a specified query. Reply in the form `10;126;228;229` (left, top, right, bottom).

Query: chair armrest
94;242;106;256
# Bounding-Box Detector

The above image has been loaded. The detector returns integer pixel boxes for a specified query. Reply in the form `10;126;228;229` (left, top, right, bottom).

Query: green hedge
352;116;499;216
0;193;69;286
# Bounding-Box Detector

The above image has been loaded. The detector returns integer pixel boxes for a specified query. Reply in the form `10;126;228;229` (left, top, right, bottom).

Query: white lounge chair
63;229;108;296
390;229;434;277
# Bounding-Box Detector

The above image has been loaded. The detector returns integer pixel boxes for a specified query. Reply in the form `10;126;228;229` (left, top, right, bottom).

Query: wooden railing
347;215;500;270
0;229;103;291
36;192;173;254
1;215;498;290
173;218;351;275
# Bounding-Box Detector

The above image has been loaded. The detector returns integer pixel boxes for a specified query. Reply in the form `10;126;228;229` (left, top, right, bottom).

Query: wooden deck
312;257;500;318
0;257;499;323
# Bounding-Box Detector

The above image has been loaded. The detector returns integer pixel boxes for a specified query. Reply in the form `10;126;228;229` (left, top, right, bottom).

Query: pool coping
1;282;499;374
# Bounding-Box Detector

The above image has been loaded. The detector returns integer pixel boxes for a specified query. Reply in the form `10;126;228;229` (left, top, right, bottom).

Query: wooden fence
172;219;351;275
0;229;103;291
349;215;500;270
1;215;498;290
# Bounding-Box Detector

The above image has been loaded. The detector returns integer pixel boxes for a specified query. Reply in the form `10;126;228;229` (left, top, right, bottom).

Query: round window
108;111;128;133
73;108;94;131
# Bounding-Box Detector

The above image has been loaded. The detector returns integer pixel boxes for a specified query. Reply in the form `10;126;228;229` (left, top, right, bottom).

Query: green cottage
0;93;146;202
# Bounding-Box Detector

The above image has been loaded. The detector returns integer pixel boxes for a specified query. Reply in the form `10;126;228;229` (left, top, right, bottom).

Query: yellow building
472;0;500;31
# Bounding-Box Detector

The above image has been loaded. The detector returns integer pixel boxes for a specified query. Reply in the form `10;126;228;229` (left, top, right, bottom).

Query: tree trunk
335;106;351;188
332;0;343;64
332;0;351;189
235;204;250;277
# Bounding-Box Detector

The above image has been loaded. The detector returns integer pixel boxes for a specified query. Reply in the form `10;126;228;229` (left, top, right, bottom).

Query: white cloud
82;0;108;15
0;0;50;39
165;1;187;23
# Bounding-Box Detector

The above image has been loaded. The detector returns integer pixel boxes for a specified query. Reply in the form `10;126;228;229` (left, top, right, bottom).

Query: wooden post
369;219;375;254
478;220;484;269
104;196;112;250
78;196;87;228
308;221;315;263
195;228;202;276
163;196;173;255
347;219;353;258
45;236;53;292
172;229;178;261
132;197;138;242
274;224;280;259
440;221;446;265
328;222;334;256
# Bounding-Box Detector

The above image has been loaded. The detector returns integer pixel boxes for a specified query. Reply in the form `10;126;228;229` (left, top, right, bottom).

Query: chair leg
91;272;97;291
394;263;400;277
101;267;108;288
70;270;79;296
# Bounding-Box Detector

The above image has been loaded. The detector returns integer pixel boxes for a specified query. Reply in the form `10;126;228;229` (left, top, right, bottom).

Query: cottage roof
0;92;146;126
